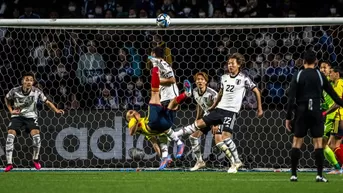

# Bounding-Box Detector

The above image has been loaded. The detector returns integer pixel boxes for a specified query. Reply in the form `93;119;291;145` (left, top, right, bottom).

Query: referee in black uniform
285;50;343;182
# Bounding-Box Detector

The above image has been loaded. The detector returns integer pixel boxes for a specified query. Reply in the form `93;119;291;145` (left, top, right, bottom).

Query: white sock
160;142;168;158
6;134;15;165
189;135;203;162
166;129;183;145
32;134;41;160
216;142;235;165
175;123;198;137
224;138;241;163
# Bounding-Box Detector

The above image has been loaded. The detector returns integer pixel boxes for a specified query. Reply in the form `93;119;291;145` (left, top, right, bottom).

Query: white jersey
152;58;179;102
193;87;218;116
216;72;256;113
5;86;48;119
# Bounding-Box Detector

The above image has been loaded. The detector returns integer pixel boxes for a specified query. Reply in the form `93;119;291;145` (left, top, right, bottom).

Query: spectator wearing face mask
139;9;148;18
104;9;114;18
94;5;103;18
63;1;82;18
128;8;137;18
95;88;119;110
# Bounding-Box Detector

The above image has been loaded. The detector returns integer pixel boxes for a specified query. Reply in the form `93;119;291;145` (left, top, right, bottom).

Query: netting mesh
0;24;341;169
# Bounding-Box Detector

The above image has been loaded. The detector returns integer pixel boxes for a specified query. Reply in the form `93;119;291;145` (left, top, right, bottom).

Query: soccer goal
0;18;341;171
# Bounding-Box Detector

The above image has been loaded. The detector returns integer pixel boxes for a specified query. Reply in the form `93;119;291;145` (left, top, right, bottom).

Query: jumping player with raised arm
4;72;64;172
125;64;192;170
176;53;263;173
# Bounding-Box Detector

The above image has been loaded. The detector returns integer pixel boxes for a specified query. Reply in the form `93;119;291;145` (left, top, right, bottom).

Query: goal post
0;18;341;170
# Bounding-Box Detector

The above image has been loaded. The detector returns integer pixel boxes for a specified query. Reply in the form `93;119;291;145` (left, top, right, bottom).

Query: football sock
189;135;203;162
6;134;15;165
216;142;235;165
334;146;343;165
166;129;183;145
224;138;241;163
151;67;159;92
175;123;198;137
175;93;187;104
160;142;168;158
324;145;340;169
315;148;324;177
32;134;41;161
291;148;301;176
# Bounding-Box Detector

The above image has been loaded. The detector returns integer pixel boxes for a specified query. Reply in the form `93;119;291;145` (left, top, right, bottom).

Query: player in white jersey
148;47;180;170
187;72;236;171
176;53;263;173
4;72;64;172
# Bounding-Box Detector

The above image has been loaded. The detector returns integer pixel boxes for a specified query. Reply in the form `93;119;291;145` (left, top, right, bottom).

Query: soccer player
319;61;341;173
126;65;192;169
148;47;179;169
4;72;64;172
176;53;263;173
285;51;343;182
187;72;237;172
322;66;343;174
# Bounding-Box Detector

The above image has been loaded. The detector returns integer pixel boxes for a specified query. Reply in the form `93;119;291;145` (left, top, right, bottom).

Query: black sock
314;148;324;177
291;148;301;176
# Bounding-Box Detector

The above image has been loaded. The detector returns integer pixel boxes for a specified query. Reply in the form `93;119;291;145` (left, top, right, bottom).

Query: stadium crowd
0;0;343;110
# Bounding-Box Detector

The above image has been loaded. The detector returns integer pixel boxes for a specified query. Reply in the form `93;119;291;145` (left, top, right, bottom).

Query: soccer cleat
4;164;13;172
227;165;238;174
175;143;185;159
190;160;206;171
183;79;192;97
290;175;298;182
316;175;328;182
33;161;41;170
159;156;172;170
234;162;244;170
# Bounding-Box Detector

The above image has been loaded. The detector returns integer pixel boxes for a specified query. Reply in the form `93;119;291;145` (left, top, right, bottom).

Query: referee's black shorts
293;106;324;138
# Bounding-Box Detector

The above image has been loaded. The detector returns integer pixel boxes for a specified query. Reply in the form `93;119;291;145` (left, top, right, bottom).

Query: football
156;13;171;28
128;147;146;160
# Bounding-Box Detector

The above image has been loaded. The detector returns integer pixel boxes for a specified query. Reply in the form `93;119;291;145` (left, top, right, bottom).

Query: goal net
0;18;341;170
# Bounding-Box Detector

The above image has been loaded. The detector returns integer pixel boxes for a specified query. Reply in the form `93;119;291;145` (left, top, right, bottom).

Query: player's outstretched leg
31;129;42;170
167;79;192;110
149;66;161;105
4;130;16;172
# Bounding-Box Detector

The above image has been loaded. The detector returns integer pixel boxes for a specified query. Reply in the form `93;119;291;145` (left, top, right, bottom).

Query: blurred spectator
104;9;114;18
104;0;116;12
62;1;82;18
161;0;177;12
139;9;148;18
49;10;59;18
19;4;40;19
94;5;104;18
95;88;119;109
128;8;137;18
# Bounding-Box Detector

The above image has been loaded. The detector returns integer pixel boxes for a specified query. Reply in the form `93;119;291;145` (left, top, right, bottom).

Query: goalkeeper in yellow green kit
320;61;341;172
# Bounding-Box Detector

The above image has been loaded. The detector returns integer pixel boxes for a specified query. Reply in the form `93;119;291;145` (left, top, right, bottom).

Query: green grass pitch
0;171;342;193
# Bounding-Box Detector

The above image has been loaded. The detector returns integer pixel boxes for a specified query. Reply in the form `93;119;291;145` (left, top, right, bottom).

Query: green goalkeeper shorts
324;119;334;138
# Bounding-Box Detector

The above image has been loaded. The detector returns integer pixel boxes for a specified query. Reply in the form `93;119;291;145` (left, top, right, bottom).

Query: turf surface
0;171;342;193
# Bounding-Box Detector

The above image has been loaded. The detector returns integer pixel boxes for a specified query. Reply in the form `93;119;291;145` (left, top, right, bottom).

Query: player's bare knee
214;134;223;144
8;129;16;136
30;129;40;136
195;119;206;129
191;130;203;138
312;137;323;149
221;131;232;140
292;137;303;148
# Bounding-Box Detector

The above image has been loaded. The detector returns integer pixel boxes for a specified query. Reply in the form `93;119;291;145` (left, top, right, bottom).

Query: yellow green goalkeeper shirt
322;76;335;120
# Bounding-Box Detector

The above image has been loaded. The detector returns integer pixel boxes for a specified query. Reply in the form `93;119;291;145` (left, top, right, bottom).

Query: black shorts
201;125;221;135
293;108;324;138
202;108;237;133
8;117;39;135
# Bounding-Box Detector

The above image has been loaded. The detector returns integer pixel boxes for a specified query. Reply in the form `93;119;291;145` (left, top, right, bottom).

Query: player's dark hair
303;50;317;65
320;60;332;67
194;72;209;82
152;46;164;58
22;71;35;80
228;53;245;67
332;66;343;78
